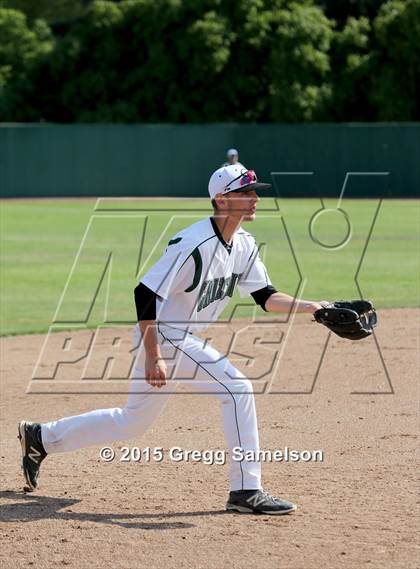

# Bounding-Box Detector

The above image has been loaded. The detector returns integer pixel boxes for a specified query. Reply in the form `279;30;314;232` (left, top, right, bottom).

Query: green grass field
1;198;419;336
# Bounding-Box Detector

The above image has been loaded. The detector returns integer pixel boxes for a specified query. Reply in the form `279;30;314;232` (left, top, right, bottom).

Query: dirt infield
1;309;418;569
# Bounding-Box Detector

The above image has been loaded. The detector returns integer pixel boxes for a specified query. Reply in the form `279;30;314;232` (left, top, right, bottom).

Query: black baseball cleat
18;421;47;492
226;489;297;515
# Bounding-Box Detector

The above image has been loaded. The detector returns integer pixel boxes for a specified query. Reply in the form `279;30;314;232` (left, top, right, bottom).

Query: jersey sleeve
237;241;273;298
140;238;194;300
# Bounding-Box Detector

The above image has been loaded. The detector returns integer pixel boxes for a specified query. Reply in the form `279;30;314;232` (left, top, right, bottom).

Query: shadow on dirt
0;490;227;530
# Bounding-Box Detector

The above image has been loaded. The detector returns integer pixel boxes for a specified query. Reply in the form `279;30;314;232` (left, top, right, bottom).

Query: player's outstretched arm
264;291;328;315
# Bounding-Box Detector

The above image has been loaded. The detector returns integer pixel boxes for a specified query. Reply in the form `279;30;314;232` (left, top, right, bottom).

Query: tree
328;16;373;120
369;0;420;120
1;0;418;122
0;0;90;23
20;0;235;122
268;2;334;121
0;8;53;120
314;0;389;27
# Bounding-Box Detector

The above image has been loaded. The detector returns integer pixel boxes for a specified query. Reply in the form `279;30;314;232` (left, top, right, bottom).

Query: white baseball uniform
41;216;273;491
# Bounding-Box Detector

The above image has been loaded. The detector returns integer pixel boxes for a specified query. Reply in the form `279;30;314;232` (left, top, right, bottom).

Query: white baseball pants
41;324;262;491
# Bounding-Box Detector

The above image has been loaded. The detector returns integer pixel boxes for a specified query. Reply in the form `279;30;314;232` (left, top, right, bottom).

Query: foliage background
0;0;419;123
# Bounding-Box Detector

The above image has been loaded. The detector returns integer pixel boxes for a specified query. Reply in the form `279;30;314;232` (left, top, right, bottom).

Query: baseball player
223;148;244;168
18;164;328;515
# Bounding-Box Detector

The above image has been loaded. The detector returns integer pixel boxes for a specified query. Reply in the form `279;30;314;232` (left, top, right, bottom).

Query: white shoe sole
226;503;297;515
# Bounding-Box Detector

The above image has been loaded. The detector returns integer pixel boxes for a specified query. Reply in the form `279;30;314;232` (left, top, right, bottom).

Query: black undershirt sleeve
250;285;278;312
134;282;157;321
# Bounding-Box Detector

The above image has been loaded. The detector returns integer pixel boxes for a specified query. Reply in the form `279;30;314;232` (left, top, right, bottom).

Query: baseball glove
313;300;377;340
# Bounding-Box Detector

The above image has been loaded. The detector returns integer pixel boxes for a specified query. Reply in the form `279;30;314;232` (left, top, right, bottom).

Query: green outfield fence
0;123;419;198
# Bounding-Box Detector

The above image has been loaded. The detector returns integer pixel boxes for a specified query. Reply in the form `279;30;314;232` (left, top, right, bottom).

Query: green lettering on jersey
226;273;240;297
205;279;216;306
197;281;209;312
196;273;242;312
214;277;225;301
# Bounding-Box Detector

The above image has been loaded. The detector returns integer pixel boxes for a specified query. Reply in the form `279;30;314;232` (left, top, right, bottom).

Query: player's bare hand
145;357;167;388
315;300;331;310
310;300;331;313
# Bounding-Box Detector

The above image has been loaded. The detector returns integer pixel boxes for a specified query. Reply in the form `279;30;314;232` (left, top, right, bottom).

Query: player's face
229;155;238;165
226;189;260;221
